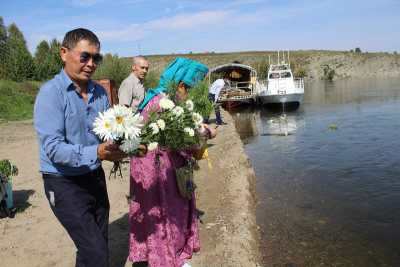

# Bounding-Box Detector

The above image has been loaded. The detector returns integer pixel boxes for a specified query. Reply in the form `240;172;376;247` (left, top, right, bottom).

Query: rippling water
231;79;400;267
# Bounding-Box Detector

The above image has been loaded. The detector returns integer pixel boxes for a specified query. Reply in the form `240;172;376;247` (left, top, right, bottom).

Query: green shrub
0;80;41;122
189;81;213;118
93;54;131;86
143;71;160;89
0;159;18;182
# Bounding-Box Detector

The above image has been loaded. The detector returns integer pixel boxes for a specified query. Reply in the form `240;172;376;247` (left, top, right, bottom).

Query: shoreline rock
191;110;262;266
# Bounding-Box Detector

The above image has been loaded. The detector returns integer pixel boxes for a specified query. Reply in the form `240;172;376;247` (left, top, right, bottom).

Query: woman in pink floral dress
129;58;210;267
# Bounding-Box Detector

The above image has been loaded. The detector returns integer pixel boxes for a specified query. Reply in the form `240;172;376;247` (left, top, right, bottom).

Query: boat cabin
208;63;257;103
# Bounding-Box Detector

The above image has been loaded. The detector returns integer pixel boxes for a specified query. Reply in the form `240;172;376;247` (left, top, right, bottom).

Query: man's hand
97;141;127;161
202;123;217;139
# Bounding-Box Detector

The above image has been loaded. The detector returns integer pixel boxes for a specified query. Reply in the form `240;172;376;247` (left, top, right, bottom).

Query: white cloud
227;0;267;7
70;0;100;7
98;24;145;42
146;10;231;30
98;10;232;42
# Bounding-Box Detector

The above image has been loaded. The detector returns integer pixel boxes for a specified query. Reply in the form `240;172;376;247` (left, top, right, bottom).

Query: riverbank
146;50;400;81
0;111;261;267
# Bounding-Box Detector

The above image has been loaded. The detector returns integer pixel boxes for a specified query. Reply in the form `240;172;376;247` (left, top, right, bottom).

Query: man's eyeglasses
79;51;103;65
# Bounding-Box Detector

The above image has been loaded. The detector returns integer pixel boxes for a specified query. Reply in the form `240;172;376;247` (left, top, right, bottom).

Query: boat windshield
280;72;292;78
268;72;292;79
270;65;289;71
269;73;280;79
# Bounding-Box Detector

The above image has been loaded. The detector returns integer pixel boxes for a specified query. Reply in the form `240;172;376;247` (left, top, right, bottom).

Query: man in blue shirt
34;28;125;267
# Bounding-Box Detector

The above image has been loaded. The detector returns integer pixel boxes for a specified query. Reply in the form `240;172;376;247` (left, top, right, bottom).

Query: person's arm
118;79;133;107
130;81;147;112
34;85;99;167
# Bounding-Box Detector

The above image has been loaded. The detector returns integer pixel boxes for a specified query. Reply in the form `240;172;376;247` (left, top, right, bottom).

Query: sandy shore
0;111;261;267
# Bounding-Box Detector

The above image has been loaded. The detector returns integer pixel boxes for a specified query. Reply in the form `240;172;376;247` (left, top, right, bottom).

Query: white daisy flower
120;138;141;154
148;142;158;151
172;106;184;117
185;100;194;111
159;97;175;110
108;105;132;138
184;127;195;137
156;119;166;130
149;123;159;135
192;112;203;128
124;114;143;140
93;112;115;141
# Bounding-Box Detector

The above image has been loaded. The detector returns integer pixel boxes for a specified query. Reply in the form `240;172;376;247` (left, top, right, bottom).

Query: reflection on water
231;79;400;267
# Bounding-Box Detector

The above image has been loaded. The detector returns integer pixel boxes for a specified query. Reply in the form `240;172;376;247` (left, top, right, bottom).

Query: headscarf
138;57;208;111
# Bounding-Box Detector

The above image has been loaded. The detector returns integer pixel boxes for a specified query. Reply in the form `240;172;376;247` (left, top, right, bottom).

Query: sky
1;0;399;56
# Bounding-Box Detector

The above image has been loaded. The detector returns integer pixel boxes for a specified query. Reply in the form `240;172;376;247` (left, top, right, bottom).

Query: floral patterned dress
128;94;200;267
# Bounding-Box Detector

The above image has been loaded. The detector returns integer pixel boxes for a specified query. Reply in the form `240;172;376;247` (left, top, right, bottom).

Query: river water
231;79;400;267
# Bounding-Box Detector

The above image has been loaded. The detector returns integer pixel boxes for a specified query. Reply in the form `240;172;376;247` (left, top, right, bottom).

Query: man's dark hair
62;28;100;49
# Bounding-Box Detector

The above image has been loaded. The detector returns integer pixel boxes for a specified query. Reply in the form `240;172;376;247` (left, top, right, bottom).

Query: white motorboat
258;52;304;105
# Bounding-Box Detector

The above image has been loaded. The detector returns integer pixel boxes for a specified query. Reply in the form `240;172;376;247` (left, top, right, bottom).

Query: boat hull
258;93;303;104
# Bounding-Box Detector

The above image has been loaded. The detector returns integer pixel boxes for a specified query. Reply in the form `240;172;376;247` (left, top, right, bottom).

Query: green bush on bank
0;80;41;122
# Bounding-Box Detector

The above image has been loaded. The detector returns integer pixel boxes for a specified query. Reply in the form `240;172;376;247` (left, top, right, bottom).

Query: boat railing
217;81;257;102
294;78;304;89
228;81;253;91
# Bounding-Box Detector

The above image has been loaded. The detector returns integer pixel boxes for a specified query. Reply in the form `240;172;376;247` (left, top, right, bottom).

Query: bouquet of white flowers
140;97;204;152
93;105;143;154
93;105;143;178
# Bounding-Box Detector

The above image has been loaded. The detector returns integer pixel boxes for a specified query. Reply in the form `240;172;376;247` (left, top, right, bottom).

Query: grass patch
0;80;41;122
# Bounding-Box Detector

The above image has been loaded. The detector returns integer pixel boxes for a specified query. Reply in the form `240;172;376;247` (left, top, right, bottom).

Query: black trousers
43;168;110;267
205;93;223;124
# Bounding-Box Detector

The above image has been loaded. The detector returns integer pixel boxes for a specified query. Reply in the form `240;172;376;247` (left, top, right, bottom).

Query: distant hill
126;50;400;81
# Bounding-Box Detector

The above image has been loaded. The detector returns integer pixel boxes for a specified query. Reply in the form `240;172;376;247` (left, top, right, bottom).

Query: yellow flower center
116;116;124;124
104;122;111;128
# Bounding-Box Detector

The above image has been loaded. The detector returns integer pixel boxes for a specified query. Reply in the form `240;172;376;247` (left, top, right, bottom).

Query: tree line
0;17;63;82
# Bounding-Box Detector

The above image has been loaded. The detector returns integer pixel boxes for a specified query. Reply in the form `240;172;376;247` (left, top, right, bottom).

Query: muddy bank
0;112;261;267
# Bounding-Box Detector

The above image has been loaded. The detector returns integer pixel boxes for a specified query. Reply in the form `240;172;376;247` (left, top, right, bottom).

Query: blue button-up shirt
34;70;110;176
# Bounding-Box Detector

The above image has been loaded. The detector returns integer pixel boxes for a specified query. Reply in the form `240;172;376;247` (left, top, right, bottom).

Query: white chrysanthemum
108;105;133;138
149;123;159;135
185;100;194;111
192;112;203;128
172;106;184;117
120;138;141;154
148;142;158;151
184;127;195;137
156;119;166;130
93;112;115;141
159;97;175;110
124;114;143;140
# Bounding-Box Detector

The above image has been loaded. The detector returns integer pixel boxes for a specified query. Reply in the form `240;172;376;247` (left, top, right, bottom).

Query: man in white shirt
118;56;149;112
206;74;230;125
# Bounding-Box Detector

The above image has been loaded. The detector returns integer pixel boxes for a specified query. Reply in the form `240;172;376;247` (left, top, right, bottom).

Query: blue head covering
138;57;208;111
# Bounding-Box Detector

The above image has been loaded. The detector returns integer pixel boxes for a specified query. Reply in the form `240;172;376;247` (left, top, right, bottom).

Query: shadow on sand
109;213;130;267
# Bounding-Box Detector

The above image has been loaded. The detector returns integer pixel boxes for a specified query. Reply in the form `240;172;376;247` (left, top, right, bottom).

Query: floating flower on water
184;127;195;137
185;100;194;111
156;119;166;130
172;106;184;117
159;97;175;110
148;142;158;151
149;123;160;135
